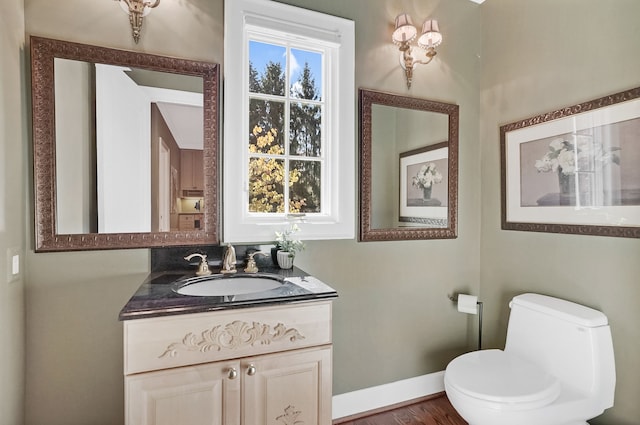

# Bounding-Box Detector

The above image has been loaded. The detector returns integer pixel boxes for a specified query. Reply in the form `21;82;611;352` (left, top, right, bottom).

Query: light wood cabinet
243;346;332;425
180;149;204;193
178;213;203;231
124;301;333;425
126;361;240;425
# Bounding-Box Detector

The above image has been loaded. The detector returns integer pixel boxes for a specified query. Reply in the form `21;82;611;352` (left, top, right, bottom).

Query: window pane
249;41;286;96
249;99;284;154
249;157;285;212
289;102;321;157
290;48;322;100
290;160;321;213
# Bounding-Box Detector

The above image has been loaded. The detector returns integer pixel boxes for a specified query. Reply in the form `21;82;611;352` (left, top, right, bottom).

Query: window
224;0;355;243
248;40;324;215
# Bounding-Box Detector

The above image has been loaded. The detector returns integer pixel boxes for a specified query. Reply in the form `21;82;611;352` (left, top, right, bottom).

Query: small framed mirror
359;89;459;241
31;37;219;251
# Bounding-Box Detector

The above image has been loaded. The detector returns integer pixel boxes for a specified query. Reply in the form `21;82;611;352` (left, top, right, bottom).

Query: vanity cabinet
123;301;333;425
180;149;204;193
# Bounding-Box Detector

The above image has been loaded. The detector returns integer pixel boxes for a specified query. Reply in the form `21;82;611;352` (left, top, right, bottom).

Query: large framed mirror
31;36;219;251
359;89;459;241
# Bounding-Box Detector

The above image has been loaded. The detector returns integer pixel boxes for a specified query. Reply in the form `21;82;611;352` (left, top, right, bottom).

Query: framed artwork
399;142;449;226
500;86;640;238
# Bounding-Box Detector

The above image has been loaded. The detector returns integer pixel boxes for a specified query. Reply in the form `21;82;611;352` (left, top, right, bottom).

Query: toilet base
446;383;601;425
464;418;588;425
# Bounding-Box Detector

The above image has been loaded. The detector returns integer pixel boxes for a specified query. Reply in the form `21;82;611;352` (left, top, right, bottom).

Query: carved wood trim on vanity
276;405;304;425
124;302;332;375
159;320;306;358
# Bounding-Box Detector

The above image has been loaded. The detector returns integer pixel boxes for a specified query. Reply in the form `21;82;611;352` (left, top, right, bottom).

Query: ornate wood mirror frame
31;36;219;251
359;89;459;241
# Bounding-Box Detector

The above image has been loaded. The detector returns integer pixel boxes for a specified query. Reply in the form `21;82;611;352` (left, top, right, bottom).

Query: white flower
535;154;554;173
412;162;443;189
535;136;620;175
557;149;576;174
275;224;305;255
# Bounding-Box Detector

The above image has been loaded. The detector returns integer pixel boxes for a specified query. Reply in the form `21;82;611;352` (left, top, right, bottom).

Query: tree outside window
248;41;323;214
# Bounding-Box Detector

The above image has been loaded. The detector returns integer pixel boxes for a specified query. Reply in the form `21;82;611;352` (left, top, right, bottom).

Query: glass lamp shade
418;19;443;49
392;13;417;44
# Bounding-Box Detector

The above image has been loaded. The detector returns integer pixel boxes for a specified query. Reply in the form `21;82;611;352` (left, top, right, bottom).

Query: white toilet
444;293;616;425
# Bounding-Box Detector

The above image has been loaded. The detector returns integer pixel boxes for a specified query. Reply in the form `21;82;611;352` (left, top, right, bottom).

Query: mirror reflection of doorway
158;137;171;232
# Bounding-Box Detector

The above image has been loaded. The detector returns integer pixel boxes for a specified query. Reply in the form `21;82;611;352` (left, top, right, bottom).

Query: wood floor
333;393;468;425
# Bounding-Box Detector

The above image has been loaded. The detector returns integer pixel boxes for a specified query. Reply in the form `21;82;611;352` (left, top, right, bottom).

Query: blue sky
249;40;323;97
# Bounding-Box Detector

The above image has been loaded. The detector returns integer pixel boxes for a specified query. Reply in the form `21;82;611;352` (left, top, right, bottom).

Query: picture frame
500;86;640;238
399;142;449;227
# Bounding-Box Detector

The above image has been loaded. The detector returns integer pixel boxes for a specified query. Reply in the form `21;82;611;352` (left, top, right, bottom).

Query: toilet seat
445;349;561;411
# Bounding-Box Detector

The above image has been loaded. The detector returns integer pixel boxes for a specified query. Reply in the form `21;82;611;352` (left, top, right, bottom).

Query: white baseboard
332;370;445;420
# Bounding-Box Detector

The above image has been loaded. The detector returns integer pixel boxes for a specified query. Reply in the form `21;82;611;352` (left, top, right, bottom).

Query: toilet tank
505;293;615;404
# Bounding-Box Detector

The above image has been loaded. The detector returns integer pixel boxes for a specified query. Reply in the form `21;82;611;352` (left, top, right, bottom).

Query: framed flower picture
500;86;640;238
399;142;449;226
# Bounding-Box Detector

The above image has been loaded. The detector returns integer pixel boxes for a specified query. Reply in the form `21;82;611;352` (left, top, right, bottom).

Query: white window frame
224;0;355;243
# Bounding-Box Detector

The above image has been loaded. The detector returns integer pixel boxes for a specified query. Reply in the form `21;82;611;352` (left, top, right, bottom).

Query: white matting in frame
501;87;640;238
399;145;448;226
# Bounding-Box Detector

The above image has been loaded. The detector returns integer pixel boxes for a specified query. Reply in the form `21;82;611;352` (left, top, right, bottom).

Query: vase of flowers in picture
412;162;443;202
534;136;620;203
274;224;305;270
535;138;579;197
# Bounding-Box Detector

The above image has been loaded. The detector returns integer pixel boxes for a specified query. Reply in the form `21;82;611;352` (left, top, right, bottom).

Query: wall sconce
392;13;443;89
114;0;161;44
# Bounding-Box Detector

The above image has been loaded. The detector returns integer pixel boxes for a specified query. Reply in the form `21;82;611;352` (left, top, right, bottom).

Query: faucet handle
184;253;212;276
244;252;267;273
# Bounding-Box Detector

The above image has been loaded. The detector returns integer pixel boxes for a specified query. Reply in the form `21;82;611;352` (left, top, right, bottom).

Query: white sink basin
175;276;283;296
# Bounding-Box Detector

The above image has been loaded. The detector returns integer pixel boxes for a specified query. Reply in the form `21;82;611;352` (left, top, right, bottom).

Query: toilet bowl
444;293;615;425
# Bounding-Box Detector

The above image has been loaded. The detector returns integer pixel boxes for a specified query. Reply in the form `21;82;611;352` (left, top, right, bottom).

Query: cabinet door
242;346;332;425
180;149;204;191
180;150;194;191
178;214;195;230
192;150;204;189
126;361;241;425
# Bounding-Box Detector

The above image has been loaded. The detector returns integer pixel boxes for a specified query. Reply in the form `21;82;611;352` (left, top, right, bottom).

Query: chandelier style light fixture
392;13;443;89
114;0;161;43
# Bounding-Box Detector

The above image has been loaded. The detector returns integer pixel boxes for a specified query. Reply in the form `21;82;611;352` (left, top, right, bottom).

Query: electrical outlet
7;248;20;283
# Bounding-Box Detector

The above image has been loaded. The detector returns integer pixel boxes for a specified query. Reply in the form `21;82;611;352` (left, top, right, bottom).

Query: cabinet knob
247;364;257;376
228;367;238;380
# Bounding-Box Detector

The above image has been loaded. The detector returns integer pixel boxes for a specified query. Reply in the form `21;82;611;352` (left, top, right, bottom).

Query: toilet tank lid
510;293;608;327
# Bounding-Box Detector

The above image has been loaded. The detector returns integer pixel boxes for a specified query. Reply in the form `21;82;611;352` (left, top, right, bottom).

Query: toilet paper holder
449;293;483;351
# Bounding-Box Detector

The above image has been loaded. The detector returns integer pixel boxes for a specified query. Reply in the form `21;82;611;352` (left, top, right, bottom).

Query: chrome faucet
184;253;212;276
221;243;237;274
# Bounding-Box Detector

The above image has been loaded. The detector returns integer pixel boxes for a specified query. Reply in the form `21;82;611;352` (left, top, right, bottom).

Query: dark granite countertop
119;265;338;321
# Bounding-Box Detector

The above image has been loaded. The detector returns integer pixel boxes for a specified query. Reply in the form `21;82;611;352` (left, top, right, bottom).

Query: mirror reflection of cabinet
178;213;204;231
180;149;204;193
31;36;219;251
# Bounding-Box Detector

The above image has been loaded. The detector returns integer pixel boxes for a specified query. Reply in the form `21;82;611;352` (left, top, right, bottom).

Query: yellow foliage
249;125;306;213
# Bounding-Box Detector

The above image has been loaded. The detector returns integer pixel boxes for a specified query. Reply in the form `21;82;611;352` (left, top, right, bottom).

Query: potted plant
274;224;305;269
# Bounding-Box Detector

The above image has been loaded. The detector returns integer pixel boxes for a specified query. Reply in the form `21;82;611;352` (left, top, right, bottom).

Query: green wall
479;1;640;424
9;0;639;424
23;1;223;424
278;0;483;394
0;0;26;424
